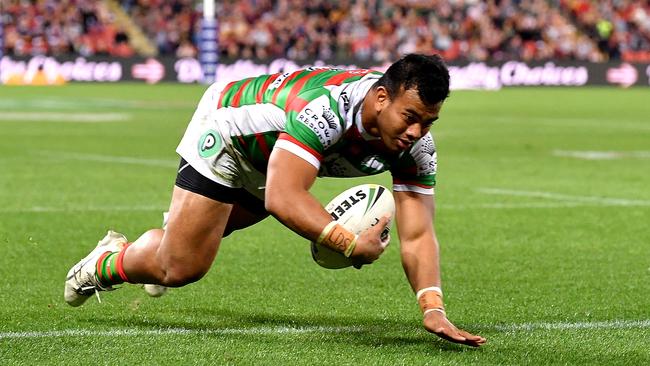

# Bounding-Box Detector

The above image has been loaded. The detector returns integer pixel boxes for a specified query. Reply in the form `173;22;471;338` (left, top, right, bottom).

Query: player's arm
394;190;486;347
265;148;387;261
265;148;329;239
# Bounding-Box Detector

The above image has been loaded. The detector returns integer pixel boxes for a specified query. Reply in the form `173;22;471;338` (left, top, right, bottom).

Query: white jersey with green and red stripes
199;67;437;194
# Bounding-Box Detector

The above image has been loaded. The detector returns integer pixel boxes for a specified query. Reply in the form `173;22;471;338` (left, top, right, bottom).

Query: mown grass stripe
0;326;365;339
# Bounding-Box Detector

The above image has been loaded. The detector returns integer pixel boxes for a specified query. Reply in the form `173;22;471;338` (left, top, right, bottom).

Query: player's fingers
432;325;487;347
433;328;467;344
371;215;391;245
458;329;486;343
377;214;391;228
425;315;485;347
445;328;484;347
457;331;486;347
380;233;390;248
367;215;390;236
462;338;485;347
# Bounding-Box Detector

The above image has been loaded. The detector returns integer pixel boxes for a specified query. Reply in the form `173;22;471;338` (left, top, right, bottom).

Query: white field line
478;188;650;207
2;320;650;339
0;97;195;110
491;319;650;332
441;202;613;210
0;205;167;213
0;112;131;122
43;151;178;168
553;150;650;160
490;116;650;132
0;326;364;340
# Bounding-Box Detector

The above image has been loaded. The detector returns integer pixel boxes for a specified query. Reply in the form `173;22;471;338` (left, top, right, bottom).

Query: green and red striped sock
95;245;131;287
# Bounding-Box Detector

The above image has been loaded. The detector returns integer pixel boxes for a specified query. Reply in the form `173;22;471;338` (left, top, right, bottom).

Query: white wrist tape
416;286;442;300
423;308;446;316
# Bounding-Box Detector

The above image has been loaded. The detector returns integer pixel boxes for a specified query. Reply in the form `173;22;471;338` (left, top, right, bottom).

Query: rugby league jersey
215;68;437;194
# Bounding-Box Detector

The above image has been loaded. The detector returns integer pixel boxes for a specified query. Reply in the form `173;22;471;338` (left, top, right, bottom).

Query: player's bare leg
122;186;233;285
223;203;270;237
64;186;233;306
144;198;269;296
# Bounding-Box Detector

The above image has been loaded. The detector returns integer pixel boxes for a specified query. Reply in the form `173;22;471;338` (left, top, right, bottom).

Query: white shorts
176;84;267;201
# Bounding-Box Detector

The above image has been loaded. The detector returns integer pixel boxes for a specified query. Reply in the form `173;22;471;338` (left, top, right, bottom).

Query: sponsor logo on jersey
306;66;336;72
198;129;221;158
420;137;435;156
340;91;350;112
421;157;437;175
413;136;437;175
328;189;368;220
361;156;386;172
415;150;437;176
268;71;292;90
296;96;341;148
322;107;338;130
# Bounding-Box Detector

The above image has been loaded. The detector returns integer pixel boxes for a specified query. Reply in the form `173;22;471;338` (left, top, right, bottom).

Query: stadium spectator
112;31;135;57
2;0;648;62
561;0;650;61
1;0;131;57
123;0;197;55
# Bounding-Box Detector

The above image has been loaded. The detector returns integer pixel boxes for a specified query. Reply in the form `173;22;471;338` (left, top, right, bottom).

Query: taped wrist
317;221;358;257
417;286;445;316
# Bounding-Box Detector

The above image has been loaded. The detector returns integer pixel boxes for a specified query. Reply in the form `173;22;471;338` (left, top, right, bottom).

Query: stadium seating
1;0;135;57
1;0;648;61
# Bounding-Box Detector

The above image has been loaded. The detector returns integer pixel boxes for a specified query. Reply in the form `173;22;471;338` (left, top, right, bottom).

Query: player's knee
161;263;209;287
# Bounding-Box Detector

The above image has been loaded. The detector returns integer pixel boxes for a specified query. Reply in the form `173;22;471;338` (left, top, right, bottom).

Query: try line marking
2;320;650;339
41;151;178;168
491;319;650;332
0;205;168;213
553;150;650;160
478;188;650;207
0;112;131;122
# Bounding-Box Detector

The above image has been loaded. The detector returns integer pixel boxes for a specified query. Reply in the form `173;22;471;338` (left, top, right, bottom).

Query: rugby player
64;54;486;347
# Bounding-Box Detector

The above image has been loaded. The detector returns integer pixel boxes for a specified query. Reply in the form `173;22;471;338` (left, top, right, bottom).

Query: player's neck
360;88;380;137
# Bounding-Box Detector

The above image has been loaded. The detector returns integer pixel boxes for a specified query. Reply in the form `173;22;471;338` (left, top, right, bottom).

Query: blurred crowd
1;0;649;62
213;0;650;62
119;0;198;57
1;0;134;57
562;0;650;62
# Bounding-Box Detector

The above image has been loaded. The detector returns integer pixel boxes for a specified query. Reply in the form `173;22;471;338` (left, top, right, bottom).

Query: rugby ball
311;184;395;269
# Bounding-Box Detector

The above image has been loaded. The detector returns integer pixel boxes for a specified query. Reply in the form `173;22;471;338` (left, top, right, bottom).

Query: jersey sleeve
390;134;437;195
274;92;345;170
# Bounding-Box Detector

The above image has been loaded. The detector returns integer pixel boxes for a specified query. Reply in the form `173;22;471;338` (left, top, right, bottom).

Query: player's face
375;87;442;153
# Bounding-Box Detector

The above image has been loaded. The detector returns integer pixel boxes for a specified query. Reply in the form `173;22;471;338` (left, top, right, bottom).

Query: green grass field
1;83;649;365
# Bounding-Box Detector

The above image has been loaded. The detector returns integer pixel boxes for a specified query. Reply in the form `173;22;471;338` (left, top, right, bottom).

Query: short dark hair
375;54;450;106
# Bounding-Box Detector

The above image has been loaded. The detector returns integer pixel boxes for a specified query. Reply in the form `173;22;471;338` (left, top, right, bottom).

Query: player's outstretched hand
350;215;391;265
423;310;486;347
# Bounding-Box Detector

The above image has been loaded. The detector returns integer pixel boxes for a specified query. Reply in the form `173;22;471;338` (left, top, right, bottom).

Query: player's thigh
224;204;269;236
224;188;269;236
159;186;233;271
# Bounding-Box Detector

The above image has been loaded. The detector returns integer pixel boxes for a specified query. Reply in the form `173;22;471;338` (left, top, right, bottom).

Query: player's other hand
423;310;486;347
350;215;391;265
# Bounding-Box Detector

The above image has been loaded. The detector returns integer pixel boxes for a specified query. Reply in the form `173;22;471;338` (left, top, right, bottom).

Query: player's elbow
264;191;288;217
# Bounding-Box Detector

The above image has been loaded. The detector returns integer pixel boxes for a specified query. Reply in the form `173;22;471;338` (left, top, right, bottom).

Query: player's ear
375;86;389;111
